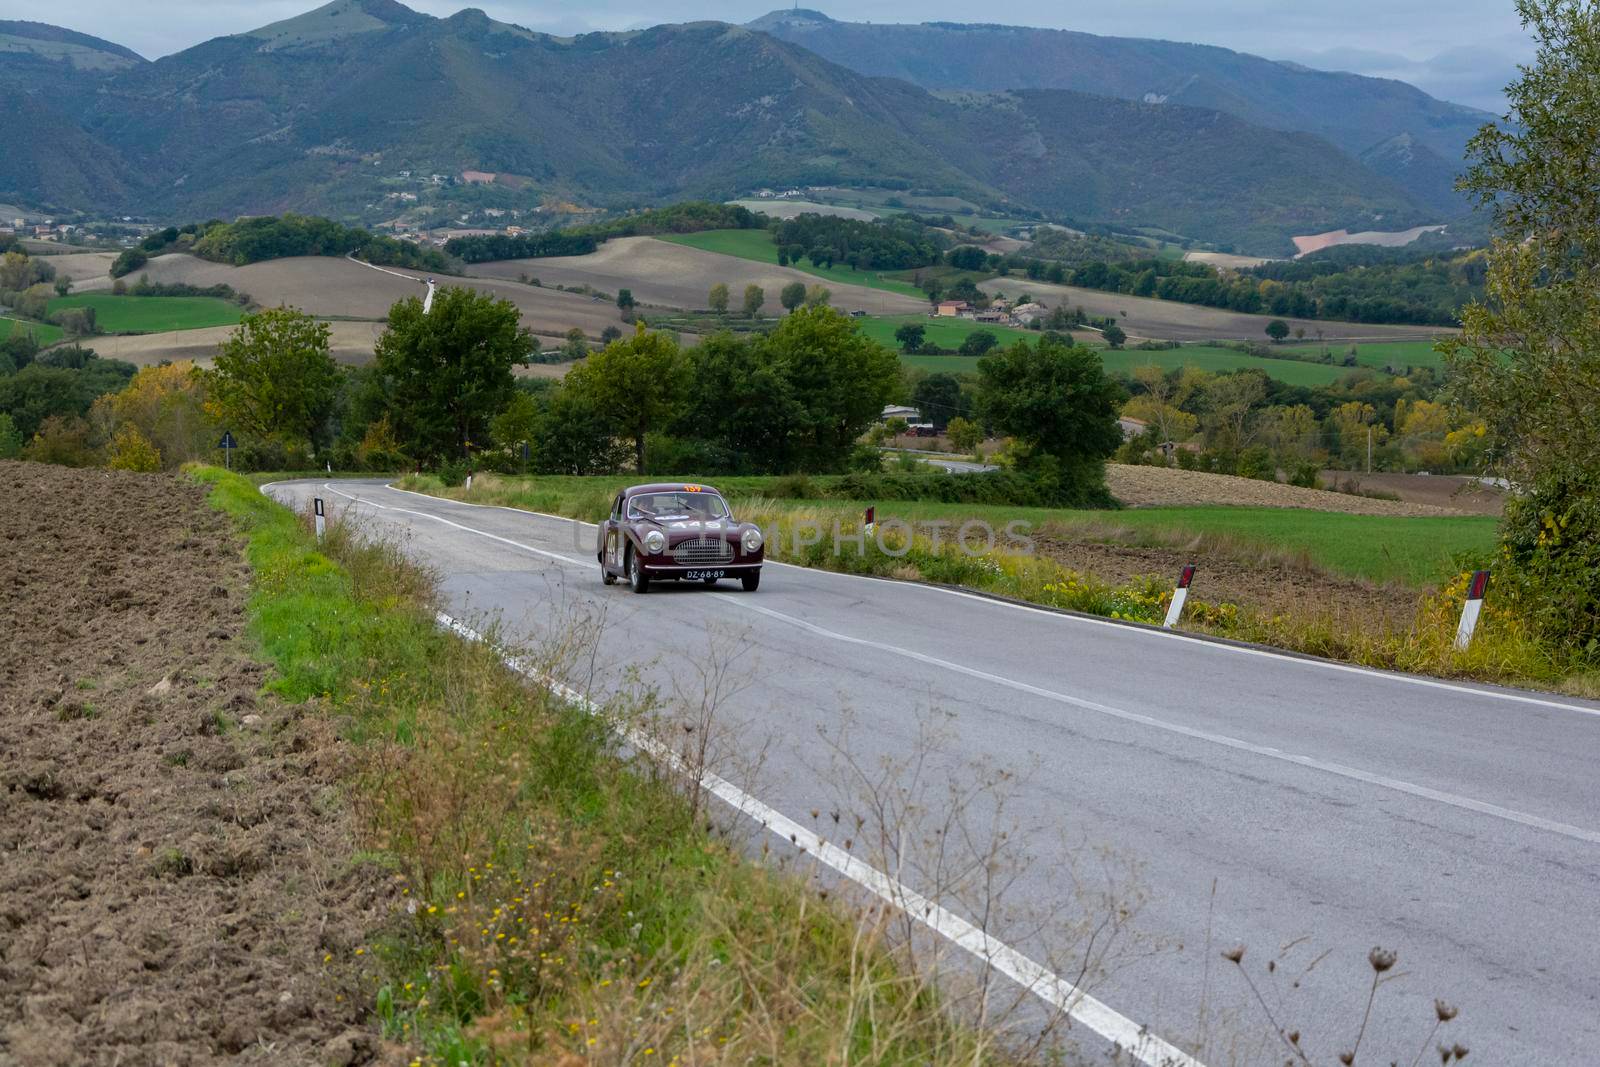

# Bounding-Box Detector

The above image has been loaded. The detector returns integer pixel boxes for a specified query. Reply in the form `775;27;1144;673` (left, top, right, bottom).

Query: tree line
446;202;764;263
116;216;454;276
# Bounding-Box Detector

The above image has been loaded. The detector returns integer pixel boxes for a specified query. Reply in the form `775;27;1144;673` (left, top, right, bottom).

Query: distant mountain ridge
0;1;1446;254
748;9;1483;212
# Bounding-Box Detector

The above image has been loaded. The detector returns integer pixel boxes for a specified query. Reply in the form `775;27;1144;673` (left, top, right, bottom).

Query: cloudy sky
7;0;1530;111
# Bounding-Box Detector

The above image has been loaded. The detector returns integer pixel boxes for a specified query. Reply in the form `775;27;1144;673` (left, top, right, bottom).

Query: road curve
266;479;1600;1064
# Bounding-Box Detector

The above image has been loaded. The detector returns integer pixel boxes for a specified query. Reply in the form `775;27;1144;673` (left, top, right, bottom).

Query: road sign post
313;497;326;542
218;430;237;471
1163;564;1196;629
1455;569;1490;650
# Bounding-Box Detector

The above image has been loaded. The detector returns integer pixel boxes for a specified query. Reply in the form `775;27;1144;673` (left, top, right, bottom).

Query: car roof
622;482;725;498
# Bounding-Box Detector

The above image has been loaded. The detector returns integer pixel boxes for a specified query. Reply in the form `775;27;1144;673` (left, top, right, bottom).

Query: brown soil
1106;464;1463;517
1320;470;1506;516
0;461;386;1066
1032;532;1419;624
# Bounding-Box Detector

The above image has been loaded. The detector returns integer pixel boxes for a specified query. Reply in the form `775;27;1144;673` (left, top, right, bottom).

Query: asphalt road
267;479;1600;1065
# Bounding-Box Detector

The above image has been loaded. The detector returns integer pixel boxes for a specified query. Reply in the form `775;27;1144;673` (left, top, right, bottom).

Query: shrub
110;248;148;278
106;425;162;472
0;413;22;458
23;415;97;467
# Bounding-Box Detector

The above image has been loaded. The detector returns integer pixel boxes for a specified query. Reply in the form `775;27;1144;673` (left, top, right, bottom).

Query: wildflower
1435;999;1458;1022
1368;946;1397;973
1221;945;1245;964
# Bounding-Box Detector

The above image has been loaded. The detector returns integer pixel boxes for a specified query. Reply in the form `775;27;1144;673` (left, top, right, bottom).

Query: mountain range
0;1;1487;255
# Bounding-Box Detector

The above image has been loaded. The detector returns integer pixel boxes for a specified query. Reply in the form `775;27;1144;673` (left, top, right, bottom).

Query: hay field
1182;251;1274;270
980;278;1456;343
133;254;628;339
76;321;387;367
41;252;118;290
468;236;927;315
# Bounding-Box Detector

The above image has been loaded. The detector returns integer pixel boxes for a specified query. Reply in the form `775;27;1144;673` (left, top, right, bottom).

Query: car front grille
671;537;735;565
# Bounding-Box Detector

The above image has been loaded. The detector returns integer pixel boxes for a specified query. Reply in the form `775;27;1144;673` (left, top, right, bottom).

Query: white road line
437;611;1203;1067
377;480;1600;720
729;601;1600;848
281;481;1600;847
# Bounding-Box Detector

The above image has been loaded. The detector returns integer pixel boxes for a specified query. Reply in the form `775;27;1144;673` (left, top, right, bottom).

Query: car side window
612;494;624;521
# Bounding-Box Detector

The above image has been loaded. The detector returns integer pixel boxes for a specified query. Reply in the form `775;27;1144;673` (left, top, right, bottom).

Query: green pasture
45;294;243;334
658;230;929;299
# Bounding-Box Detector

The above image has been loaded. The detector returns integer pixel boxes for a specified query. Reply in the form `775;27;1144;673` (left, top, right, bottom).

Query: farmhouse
461;170;497;185
935;300;970;317
1011;302;1045;325
881;404;921;423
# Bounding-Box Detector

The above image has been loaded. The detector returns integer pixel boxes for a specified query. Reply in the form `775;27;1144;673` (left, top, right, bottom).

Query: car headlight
742;527;763;553
644;530;666;555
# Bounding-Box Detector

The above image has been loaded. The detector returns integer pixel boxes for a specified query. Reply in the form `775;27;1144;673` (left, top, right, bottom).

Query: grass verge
195;465;1064;1064
396;472;1593;694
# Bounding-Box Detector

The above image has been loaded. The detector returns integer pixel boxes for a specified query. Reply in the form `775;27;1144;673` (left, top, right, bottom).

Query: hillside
2;0;1434;253
749;9;1485;213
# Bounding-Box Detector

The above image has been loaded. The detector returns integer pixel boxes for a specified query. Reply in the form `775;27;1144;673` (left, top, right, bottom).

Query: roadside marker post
1163;564;1196;629
218;430;237;471
313;497;326;541
864;505;876;537
1455;569;1490;650
465;470;474;491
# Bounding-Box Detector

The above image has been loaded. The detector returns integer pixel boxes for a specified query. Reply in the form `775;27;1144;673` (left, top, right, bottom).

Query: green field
45;294;243;334
857;314;1037;354
659;229;929;299
893;339;1375;386
404;472;1496;587
0;317;65;347
1278;339;1447;372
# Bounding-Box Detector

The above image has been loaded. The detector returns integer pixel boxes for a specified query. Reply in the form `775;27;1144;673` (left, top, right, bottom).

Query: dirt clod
0;460;387;1065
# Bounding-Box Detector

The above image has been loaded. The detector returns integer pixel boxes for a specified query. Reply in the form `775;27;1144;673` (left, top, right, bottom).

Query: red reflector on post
1467;569;1490;600
864;506;875;527
1177;564;1196;590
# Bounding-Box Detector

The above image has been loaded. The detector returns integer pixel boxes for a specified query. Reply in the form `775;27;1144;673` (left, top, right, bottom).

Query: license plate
686;570;725;580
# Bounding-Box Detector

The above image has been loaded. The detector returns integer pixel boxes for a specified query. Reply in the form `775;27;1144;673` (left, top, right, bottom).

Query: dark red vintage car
596;483;764;593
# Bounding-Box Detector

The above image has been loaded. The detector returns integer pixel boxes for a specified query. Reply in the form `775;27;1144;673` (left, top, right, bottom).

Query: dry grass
466;236;927;316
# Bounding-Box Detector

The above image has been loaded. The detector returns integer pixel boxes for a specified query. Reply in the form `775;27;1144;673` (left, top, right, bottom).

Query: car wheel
741;571;760;592
602;567;617;586
628;549;650;594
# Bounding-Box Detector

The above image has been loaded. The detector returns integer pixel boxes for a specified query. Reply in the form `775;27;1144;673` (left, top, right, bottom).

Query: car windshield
628;492;729;521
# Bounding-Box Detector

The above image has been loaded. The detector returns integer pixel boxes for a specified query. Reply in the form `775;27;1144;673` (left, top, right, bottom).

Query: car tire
628;549;649;594
741;571;760;592
602;568;617;585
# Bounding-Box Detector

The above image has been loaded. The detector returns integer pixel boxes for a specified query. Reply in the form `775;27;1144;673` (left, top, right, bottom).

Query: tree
946;416;983;455
1437;0;1600;651
708;282;730;314
780;281;807;313
53;275;71;298
1101;323;1127;349
743;284;766;319
207;308;340;450
616;288;635;312
372;286;533;462
535;385;630;475
895;323;926;352
674;332;804;472
883;416;910;441
560;328;591;362
958;330;998;357
804;284;831;308
490;391;541;456
755;307;900;471
99;360;216;468
1265;319;1291;343
562;327;686;472
1202;371;1269;452
975;336;1123;467
599;325;623;344
913;372;963;428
